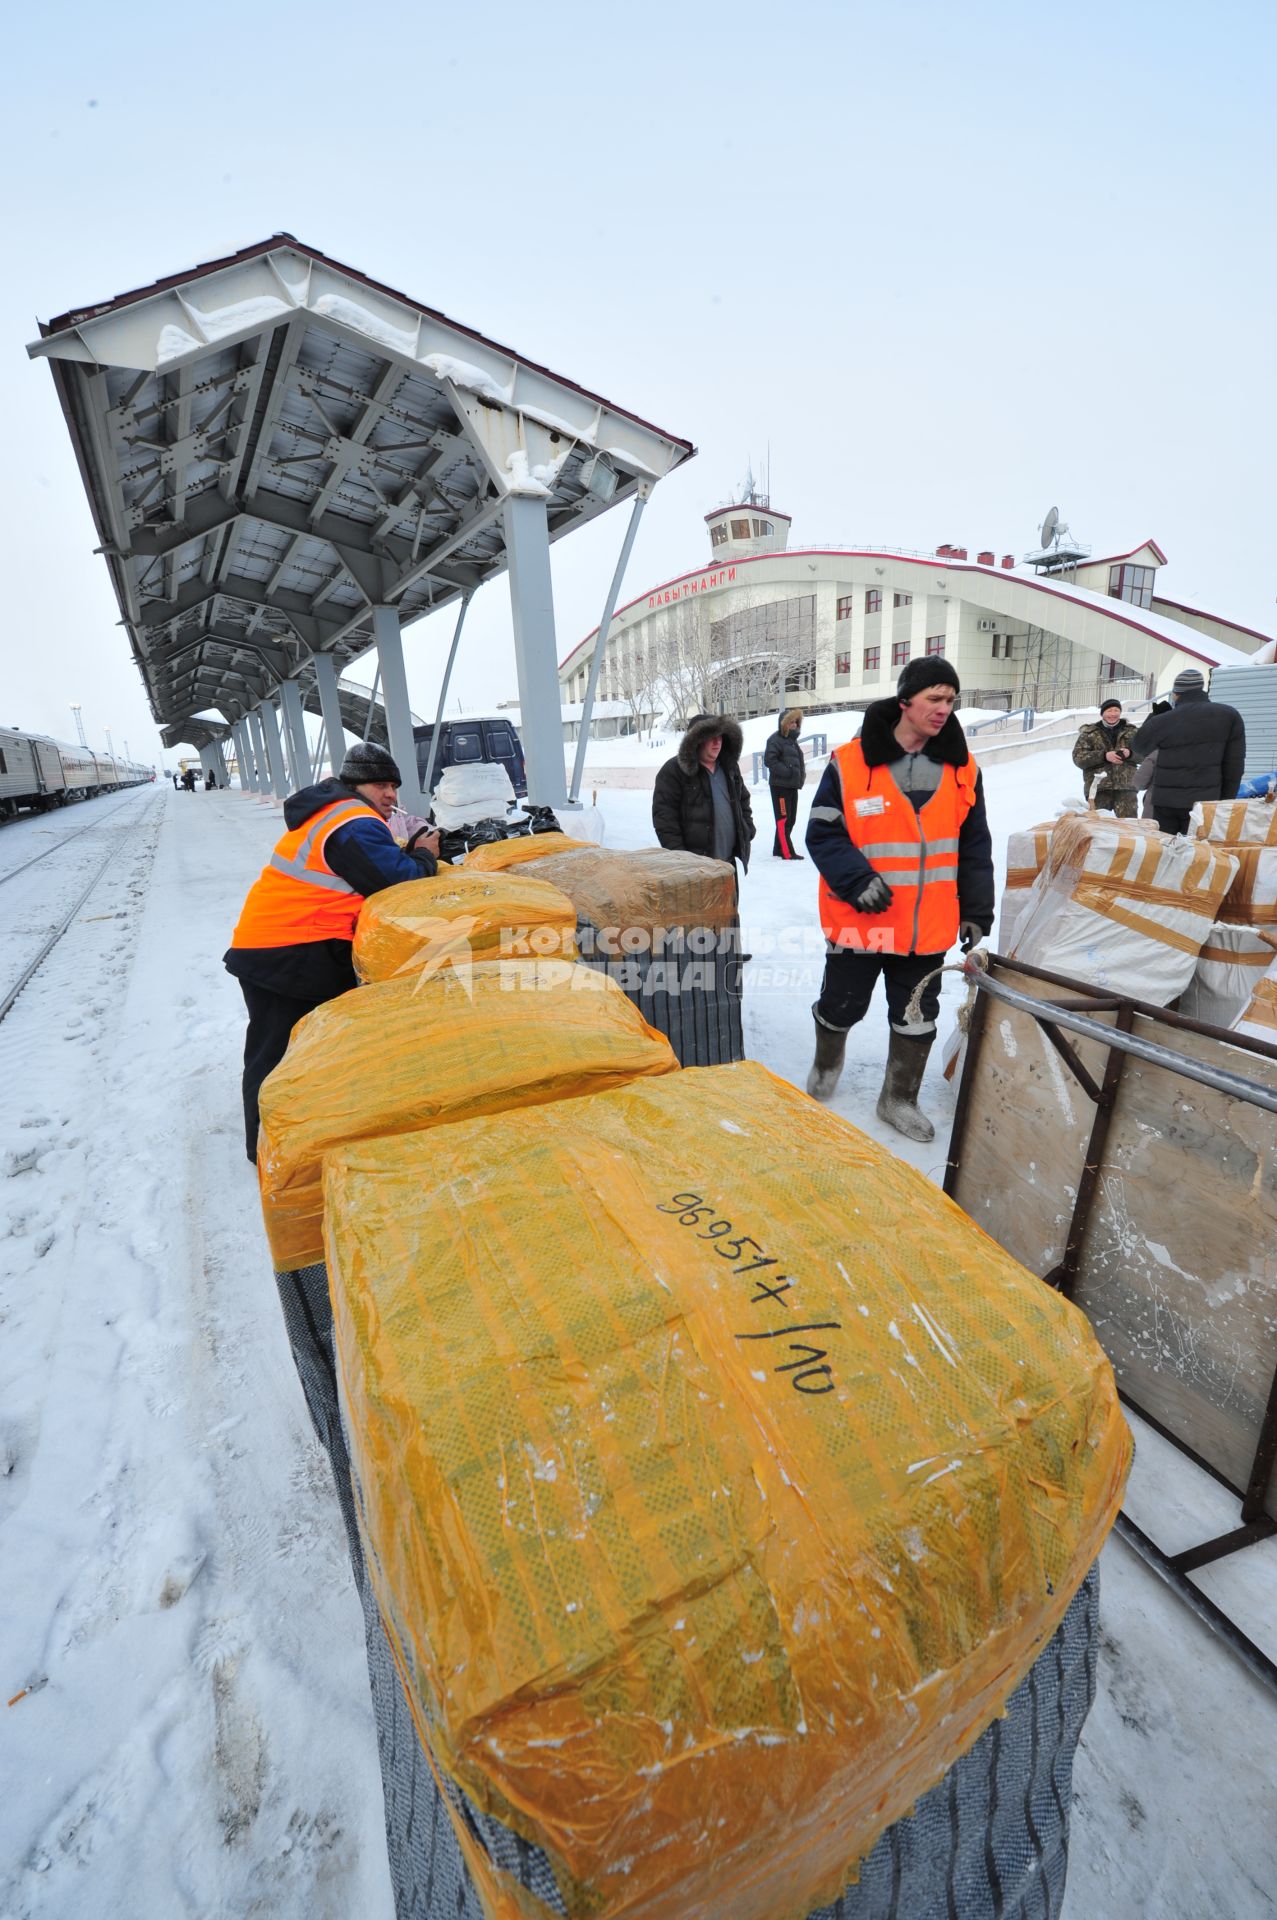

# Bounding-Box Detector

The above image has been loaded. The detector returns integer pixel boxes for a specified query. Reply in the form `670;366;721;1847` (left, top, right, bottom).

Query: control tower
705;473;792;561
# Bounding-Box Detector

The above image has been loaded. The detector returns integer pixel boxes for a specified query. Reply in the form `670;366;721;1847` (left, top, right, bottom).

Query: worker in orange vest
804;658;993;1140
225;741;440;1163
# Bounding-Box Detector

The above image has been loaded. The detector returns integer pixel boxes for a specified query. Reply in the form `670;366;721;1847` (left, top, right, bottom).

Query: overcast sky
3;0;1273;765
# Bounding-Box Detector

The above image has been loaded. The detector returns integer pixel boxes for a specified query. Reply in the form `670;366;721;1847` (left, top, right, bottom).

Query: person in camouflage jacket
1072;700;1142;818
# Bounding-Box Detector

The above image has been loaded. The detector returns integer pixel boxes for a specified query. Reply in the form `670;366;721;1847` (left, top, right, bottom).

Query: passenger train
0;726;154;820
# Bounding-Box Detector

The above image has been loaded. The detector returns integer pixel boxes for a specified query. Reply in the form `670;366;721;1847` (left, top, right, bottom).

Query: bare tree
647;597;720;727
609;632;658;741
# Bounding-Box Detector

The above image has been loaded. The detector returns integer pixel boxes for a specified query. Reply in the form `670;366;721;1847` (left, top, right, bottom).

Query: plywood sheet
1070;1020;1277;1512
946;966;1112;1278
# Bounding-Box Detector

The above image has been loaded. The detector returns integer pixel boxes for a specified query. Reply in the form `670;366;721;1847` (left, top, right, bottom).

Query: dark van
412;715;528;798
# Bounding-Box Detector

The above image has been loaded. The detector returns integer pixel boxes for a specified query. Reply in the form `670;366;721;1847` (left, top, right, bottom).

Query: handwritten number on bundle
655;1193;837;1395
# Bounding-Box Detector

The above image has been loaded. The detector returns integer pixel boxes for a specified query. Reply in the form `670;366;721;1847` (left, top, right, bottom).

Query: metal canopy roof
31;235;695;749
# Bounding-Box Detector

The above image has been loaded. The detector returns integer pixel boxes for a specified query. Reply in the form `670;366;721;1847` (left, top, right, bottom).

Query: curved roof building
559;504;1268;722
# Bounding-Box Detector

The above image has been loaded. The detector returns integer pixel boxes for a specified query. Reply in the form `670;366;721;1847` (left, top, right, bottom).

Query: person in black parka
764;707;806;859
1129;668;1246;835
652;714;755;871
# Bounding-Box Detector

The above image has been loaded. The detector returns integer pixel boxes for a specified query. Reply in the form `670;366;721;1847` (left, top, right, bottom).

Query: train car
0;728;67;817
0;728;154;818
57;745;104;799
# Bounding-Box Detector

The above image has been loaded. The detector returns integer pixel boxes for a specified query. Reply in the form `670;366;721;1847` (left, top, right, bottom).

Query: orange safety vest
229;797;384;949
819;740;979;956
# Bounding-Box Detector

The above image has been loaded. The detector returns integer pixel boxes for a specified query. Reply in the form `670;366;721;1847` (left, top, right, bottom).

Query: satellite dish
1040;506;1059;548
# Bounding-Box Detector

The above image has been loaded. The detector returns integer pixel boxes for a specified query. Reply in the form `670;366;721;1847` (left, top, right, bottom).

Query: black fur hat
896;656;960;702
339;741;402;785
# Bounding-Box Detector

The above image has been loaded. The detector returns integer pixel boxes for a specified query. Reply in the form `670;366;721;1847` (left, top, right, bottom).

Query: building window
863;646;880;672
893;592;912;608
752;518;773;536
991;635;1016;659
925;635;945;657
865;589;882;614
710;522;728;548
835;651;851;677
1108;564;1155;610
731;518;751;540
837;595;854;620
891;640;910;667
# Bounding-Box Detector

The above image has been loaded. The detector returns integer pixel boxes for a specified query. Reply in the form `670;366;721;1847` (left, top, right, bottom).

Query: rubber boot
806;1007;848;1102
875;1029;936;1142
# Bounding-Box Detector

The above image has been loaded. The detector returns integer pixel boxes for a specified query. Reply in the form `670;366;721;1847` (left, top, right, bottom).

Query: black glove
405;824;439;853
959;920;986;953
853;874;893;914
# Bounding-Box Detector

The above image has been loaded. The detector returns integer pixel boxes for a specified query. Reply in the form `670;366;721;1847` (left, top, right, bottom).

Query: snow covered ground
1;757;1274;1919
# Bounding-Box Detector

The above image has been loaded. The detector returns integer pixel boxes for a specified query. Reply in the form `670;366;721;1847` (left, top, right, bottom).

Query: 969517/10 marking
655;1191;838;1395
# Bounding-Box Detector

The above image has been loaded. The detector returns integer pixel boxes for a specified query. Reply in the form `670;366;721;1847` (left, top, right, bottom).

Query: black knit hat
339;741;402;785
897;655;960;703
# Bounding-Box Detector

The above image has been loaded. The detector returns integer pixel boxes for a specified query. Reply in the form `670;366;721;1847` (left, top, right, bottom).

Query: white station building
559;501;1271;724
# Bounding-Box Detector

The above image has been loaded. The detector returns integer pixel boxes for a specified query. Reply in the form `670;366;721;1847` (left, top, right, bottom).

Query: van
412;716;527;798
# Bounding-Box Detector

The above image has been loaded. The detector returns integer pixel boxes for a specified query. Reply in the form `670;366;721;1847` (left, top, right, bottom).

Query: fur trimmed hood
676;713;745;775
857;696;970;770
779;707;804;731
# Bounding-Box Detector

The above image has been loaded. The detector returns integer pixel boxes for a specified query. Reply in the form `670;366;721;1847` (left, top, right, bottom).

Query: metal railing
751;731;828;785
966;706;1036;736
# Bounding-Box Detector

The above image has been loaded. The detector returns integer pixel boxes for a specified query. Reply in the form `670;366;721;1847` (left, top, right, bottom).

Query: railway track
0;791;161;1027
0;789;150;889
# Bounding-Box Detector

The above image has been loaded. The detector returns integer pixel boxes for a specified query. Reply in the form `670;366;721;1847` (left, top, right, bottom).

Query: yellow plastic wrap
520;845;739;937
325;1062;1131;1920
353;872;579;983
257;961;677;1271
464;832;595;872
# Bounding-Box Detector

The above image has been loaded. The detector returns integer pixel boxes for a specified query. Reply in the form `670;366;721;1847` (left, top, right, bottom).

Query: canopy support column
280;678;312;792
257;700;290;798
231;721;251;790
246;711;269;794
372;605;425;814
505;494;567;810
570;488;649;804
312;651;347;777
422;594;472;799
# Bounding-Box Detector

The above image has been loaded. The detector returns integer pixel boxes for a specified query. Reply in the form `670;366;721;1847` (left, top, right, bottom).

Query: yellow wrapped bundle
463;831;594;871
258;961;676;1271
353;871;579;983
326;1063;1130;1920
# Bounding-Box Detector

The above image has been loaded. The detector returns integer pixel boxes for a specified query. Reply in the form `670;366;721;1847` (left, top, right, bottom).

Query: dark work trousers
1091;781;1137;819
770;786;802;858
815;948;946;1037
1153;804;1193;836
239;981;328;1164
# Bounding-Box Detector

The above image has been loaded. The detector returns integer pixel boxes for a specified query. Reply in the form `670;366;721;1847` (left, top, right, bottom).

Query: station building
559;503;1270;724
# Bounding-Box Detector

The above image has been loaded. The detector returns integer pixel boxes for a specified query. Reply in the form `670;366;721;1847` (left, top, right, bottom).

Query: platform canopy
30;234;694;796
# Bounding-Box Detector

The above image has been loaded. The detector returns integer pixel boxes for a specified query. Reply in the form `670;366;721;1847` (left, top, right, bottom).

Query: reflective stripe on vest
229;798;383;949
819;741;978;956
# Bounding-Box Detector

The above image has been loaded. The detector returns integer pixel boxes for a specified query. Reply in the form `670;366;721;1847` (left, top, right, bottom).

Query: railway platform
0;784;1274;1920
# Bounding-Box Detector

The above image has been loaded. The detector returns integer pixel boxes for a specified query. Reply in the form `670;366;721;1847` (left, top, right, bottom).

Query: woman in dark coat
652;714;755;870
763;707;806;858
